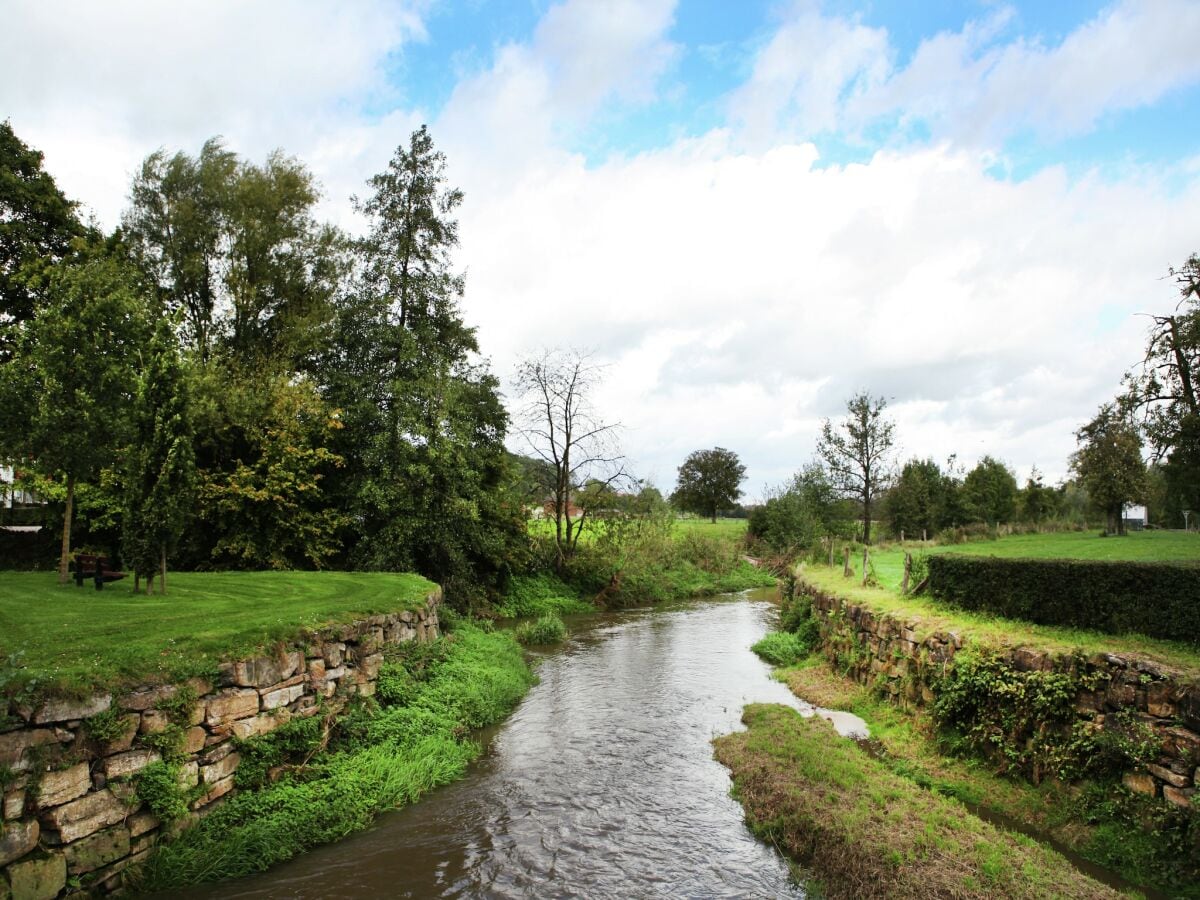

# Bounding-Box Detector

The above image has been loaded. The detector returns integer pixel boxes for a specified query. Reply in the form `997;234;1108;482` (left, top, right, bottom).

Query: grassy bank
799;564;1200;674
0;571;436;698
783;657;1198;896
713;703;1119;899
132;623;534;891
865;530;1200;592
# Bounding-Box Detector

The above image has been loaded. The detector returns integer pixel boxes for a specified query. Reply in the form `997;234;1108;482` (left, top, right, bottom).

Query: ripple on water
172;596;868;899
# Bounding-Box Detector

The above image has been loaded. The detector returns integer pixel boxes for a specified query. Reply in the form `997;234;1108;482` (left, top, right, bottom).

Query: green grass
670;517;749;540
750;631;812;666
494;573;593;618
515;613;569;645
866;530;1200;592
798;564;1200;674
132;624;534;891
0;571;435;698
713;703;1120;898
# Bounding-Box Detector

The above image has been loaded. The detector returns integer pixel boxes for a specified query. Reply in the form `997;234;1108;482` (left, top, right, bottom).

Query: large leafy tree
962;456;1018;525
671;447;746;523
0;243;147;581
321;126;523;603
817;392;895;544
0;120;84;350
1071;404;1146;536
123;316;195;593
885;457;945;539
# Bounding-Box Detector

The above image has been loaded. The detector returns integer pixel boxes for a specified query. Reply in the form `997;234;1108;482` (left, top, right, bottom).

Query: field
527;514;748;544
0;571;434;696
866;530;1200;592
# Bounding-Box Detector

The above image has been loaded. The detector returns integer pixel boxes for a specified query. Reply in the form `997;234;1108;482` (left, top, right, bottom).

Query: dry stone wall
805;580;1200;808
0;590;441;899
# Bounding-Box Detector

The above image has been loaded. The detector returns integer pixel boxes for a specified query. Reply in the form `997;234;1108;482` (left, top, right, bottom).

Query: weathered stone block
323;642;345;667
1147;763;1190;789
201;751;240;784
104;749;160;780
1164;785;1196;809
1122;771;1159;797
233;655;283;688
139;709;171;734
32;695;110;725
35;763;90;809
356;682;377;698
6;852;66;900
97;713;141;754
182;725;207;755
308;658;326;686
119;685;176;712
4;790;26;820
40;789;129;843
127;810;160;838
193;775;234;809
230;709;291;741
206;688;259;727
0;730;62;772
200;741;234;766
63;825;129;875
261;683;305;711
0;818;39;866
176;761;199;791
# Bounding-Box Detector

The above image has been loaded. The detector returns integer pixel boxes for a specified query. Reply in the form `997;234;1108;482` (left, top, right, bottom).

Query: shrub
495;574;591;618
750;631;811;666
515;613;568;646
928;555;1200;643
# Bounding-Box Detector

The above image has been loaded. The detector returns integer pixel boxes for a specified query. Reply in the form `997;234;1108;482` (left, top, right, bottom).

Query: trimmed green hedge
928;554;1200;643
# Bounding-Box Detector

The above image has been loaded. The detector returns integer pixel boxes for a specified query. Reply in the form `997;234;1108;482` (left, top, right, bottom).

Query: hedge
928;554;1200;644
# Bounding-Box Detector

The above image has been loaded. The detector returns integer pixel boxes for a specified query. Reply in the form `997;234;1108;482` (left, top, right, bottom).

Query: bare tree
817;392;896;545
514;349;626;568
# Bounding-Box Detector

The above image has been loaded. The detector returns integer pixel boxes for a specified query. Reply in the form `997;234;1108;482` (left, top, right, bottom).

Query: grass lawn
0;570;435;698
799;564;1200;674
866;530;1200;592
526;515;748;544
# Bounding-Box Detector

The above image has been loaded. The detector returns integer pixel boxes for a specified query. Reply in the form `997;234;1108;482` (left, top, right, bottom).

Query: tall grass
132;625;533;890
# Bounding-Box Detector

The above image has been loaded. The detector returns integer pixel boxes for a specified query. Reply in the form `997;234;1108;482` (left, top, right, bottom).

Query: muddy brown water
171;590;867;899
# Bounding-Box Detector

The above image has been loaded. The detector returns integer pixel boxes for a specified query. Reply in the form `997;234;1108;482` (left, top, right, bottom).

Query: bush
928;555;1200;643
515;613;568;645
750;631;811;666
495;574;591;618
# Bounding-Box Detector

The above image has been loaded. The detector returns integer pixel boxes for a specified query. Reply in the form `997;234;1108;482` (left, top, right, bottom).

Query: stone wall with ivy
803;579;1200;805
0;590;440;898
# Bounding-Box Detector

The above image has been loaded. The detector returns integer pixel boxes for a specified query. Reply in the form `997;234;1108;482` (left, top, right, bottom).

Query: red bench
73;554;126;590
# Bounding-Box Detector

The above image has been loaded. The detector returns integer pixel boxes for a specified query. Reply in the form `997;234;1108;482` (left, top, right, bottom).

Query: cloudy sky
4;0;1200;497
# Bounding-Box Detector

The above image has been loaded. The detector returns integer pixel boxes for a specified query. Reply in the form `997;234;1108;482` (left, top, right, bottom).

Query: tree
962;456;1018;525
0;244;146;581
1121;253;1199;526
318;126;522;604
816;392;895;544
123;316;195;593
1071;404;1146;535
885;457;944;539
1019;466;1057;523
671;447;746;523
514;349;625;568
0;121;84;349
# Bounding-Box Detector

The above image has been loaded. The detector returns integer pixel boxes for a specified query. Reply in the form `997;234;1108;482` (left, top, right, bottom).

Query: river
174;589;866;899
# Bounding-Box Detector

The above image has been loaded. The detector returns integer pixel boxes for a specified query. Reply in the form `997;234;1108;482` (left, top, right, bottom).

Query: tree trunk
710;506;717;524
862;496;872;545
160;546;167;595
58;474;75;584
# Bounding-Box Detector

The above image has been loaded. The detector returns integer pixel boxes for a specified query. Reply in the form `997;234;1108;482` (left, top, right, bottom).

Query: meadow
0;571;434;696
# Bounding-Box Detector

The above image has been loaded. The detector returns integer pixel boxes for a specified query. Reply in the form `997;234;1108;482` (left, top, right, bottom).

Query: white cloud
735;0;1200;146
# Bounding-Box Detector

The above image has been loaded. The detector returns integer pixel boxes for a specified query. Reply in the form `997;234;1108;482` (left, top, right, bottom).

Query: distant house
1;464;37;509
1122;504;1147;531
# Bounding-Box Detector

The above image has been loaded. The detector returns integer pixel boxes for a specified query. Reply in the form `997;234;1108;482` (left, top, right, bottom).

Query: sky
4;0;1200;498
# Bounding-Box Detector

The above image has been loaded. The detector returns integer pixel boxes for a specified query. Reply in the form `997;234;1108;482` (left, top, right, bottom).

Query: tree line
0;122;525;606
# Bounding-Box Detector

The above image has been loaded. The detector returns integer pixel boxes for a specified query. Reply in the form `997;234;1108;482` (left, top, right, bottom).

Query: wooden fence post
900;529;904;543
828;538;834;567
861;547;870;586
901;552;911;594
843;546;851;577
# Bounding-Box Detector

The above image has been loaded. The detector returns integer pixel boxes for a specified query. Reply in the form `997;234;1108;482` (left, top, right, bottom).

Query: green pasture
865;530;1200;592
0;571;434;697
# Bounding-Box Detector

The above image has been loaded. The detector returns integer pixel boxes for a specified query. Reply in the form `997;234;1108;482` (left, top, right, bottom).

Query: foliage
670;447;746;523
133;625;533;890
123;315;195;589
816;392;895;544
235;714;326;790
135;760;201;824
750;631;811;666
0;120;84;341
1070;404;1146;535
83;707;129;744
884;457;969;538
515;613;568;645
962;455;1018;526
495;573;592;618
927;553;1200;642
